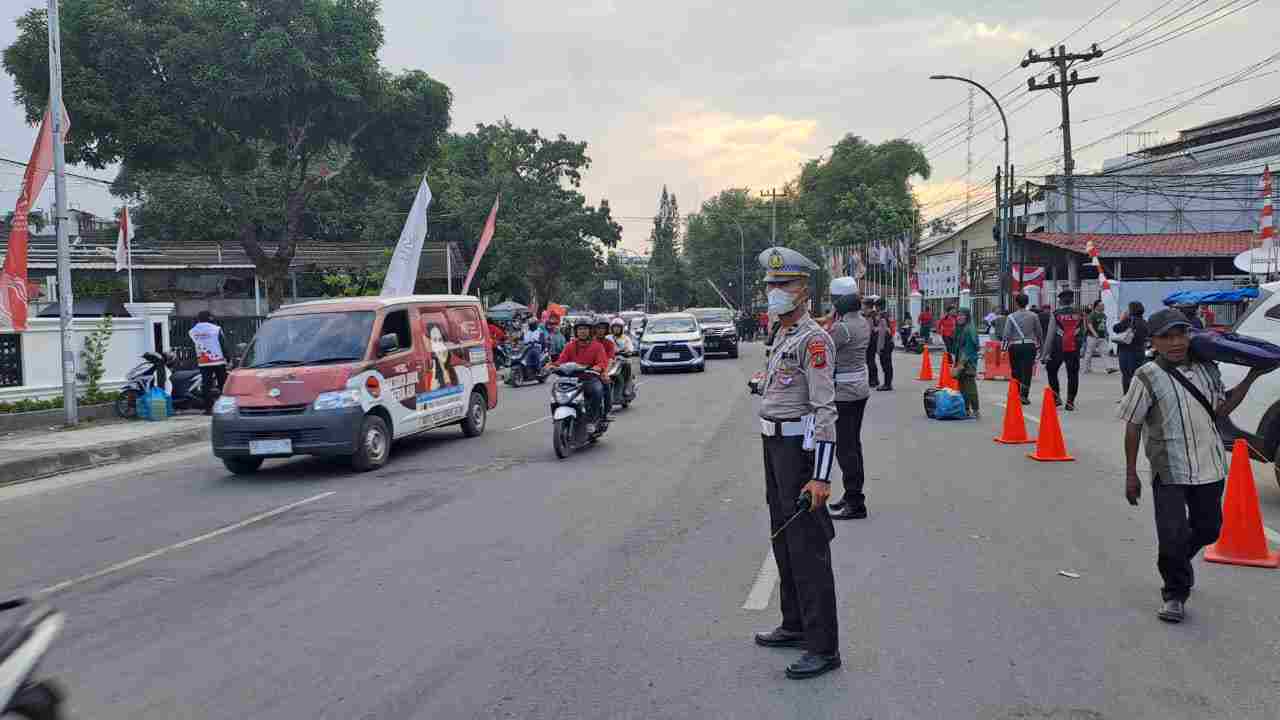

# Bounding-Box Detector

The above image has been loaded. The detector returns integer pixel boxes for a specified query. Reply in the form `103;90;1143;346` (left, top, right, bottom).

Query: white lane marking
1266;526;1280;545
992;400;1040;424
0;446;210;504
505;415;551;432
38;491;336;596
742;549;778;610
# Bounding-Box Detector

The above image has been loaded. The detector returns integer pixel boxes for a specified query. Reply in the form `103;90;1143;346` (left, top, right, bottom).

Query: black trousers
763;434;838;655
199;364;228;412
1008;343;1037;401
866;342;880;387
834;399;868;509
1152;478;1224;602
878;347;894;388
1045;349;1080;403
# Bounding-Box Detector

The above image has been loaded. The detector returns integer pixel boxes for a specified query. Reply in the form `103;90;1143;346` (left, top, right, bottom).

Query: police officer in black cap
748;246;841;680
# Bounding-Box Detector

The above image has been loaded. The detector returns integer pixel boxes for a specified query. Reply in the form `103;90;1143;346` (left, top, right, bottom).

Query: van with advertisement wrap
211;295;498;474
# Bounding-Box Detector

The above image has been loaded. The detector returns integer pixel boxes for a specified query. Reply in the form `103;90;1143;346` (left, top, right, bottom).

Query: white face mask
767;288;800;315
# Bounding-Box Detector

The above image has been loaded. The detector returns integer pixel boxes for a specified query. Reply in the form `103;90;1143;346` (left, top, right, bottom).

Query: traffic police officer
826;277;871;520
749;246;841;680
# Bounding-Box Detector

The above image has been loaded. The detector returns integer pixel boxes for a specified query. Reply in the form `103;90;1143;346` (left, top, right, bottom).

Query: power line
0;157;114;187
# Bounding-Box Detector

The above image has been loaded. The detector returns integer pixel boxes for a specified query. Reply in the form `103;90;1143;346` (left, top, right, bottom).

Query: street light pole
930;74;1010;307
732;218;745;312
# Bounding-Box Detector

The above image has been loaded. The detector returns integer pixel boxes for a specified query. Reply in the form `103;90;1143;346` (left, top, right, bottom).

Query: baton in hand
770;490;814;541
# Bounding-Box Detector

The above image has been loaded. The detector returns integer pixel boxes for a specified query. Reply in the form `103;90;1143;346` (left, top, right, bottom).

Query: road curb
0;425;211;488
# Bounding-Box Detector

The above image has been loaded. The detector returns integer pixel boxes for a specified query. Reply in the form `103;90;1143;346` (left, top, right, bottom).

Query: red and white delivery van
211;295;498;474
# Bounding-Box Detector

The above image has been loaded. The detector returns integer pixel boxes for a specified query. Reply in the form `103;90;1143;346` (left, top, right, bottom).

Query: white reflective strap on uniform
812;441;835;482
834;369;867;383
802;414;816;450
760;418;807;437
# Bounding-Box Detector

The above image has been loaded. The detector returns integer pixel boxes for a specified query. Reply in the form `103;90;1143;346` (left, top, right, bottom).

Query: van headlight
313;389;361;411
212;396;238;415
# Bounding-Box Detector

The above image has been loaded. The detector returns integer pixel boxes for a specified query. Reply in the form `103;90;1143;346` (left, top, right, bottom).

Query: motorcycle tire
553;418;574;459
114;390;140;419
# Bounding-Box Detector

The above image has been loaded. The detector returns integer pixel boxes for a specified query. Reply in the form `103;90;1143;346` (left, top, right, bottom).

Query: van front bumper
211;406;364;458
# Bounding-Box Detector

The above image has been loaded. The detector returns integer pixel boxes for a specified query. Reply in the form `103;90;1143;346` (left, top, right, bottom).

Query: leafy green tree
427;121;621;309
648;186;691;310
796;135;929;247
683;189;773;311
3;0;451;308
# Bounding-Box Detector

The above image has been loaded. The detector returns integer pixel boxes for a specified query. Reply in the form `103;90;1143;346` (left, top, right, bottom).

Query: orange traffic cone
1205;439;1280;568
936;353;955;390
917;347;935;381
994;379;1035;445
1027;387;1074;461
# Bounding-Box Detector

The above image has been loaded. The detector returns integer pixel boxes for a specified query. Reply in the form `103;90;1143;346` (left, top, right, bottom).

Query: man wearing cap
1117;309;1273;623
748;247;841;679
1040;289;1087;411
826;277;871;520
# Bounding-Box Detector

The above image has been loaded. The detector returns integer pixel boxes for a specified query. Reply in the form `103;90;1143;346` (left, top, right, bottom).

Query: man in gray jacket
827;277;871;520
1004;293;1044;405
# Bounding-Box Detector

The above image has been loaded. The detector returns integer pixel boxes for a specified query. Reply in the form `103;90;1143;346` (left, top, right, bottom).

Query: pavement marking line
1266;526;1280;545
742;549;778;610
38;491;337;596
991;400;1040;424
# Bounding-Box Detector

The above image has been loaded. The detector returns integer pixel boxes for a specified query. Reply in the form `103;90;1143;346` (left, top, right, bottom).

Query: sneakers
1064;401;1076;412
1157;599;1186;623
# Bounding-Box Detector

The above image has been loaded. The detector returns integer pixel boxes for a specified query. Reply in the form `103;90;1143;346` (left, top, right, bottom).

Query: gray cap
1148;308;1192;337
759;246;818;284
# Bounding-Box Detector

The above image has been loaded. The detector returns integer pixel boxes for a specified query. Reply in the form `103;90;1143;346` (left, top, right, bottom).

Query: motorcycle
493;343;512;370
607;351;638;409
549;362;607;459
114;351;204;419
506;342;550;387
0;598;66;720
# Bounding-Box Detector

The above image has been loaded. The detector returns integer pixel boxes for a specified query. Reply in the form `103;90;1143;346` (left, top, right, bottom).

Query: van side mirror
378;333;400;356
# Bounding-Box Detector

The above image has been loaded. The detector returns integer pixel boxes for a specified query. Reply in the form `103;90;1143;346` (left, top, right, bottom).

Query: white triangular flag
381;176;433;297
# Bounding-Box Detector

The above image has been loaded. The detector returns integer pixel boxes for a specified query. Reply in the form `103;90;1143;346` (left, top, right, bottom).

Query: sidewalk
0;414;211;487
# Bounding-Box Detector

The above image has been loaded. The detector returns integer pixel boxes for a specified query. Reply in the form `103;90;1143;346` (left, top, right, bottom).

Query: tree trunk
238;183;313;313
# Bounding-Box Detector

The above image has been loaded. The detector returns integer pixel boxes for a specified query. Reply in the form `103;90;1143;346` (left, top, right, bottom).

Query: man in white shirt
189;310;228;415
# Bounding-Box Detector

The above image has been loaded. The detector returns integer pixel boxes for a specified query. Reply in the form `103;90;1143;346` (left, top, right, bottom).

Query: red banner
462;194;499;295
1;107;63;331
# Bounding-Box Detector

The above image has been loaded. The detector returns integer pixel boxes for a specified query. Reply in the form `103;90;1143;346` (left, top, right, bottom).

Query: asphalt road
3;344;1280;719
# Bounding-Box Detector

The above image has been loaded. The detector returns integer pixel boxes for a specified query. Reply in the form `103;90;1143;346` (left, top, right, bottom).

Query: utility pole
760;188;790;245
48;0;77;426
1023;44;1104;263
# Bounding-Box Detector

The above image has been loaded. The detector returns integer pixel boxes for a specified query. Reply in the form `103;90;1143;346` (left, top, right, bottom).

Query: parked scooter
0;598;66;720
607;351;638;409
506;342;550;387
550;362;607;459
114;351;204;418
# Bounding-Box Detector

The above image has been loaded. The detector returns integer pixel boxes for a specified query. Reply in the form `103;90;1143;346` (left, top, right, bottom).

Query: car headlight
638;342;653;351
212;396;238;415
313;389;361;411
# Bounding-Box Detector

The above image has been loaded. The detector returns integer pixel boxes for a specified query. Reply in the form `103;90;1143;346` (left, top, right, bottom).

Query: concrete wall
1;303;174;403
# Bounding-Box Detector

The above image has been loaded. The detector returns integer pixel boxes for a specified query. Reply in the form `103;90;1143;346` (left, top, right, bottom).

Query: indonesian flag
1;106;66;331
1261;165;1274;251
462;194;499;295
115;206;133;272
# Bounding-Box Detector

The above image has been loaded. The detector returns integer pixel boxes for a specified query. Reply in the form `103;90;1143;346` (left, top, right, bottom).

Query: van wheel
223;457;263;475
352;414;390;472
461;391;487;437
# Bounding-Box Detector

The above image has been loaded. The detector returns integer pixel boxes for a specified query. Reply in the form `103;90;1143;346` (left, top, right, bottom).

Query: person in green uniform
953;307;981;418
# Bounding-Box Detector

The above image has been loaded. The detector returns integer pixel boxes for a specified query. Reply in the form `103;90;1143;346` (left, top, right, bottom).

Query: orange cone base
1205;546;1280;568
995;436;1035;446
1027;451;1075;462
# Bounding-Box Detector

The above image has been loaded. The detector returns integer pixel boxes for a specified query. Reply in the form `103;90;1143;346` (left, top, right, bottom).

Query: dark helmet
593;315;610;328
833;293;862;315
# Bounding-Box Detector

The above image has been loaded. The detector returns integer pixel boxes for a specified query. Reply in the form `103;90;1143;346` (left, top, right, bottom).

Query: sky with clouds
3;0;1279;253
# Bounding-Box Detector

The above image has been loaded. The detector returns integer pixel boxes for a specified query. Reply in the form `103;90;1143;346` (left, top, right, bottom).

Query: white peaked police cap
830;276;858;296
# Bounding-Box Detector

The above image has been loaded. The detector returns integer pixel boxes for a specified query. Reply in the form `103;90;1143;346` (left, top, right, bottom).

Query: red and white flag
461;194;500;295
0;106;66;331
115;206;133;272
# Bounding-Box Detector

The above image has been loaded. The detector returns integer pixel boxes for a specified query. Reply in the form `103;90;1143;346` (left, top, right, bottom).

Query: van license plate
249;439;292;455
662;353;680;360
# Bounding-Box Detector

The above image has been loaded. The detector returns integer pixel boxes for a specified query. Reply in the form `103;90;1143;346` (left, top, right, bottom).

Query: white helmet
609;316;625;329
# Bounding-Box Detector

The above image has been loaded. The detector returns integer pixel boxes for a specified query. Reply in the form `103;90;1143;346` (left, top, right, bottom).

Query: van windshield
243;312;376;368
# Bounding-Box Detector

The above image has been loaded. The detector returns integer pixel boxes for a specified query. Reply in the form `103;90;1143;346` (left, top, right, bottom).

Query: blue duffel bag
931;389;968;420
1190;330;1280;370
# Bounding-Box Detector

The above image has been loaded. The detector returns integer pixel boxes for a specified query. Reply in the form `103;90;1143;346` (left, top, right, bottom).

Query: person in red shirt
550;321;609;428
1200;305;1216;328
917;307;934;345
938;305;958;361
486;317;507;349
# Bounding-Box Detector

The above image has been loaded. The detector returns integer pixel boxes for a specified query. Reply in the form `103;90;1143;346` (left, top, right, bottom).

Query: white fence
0;303;174;403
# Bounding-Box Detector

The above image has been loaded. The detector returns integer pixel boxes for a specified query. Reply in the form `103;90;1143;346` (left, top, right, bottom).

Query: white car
638;312;705;373
1217;279;1280;489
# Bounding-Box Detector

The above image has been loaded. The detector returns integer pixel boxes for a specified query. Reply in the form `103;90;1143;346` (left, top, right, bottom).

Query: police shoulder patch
806;337;828;369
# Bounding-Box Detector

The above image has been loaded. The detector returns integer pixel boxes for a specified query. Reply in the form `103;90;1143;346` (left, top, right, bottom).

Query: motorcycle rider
592;316;618;412
609;316;636;404
549;321;610;432
519;318;550;376
545;314;568;357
